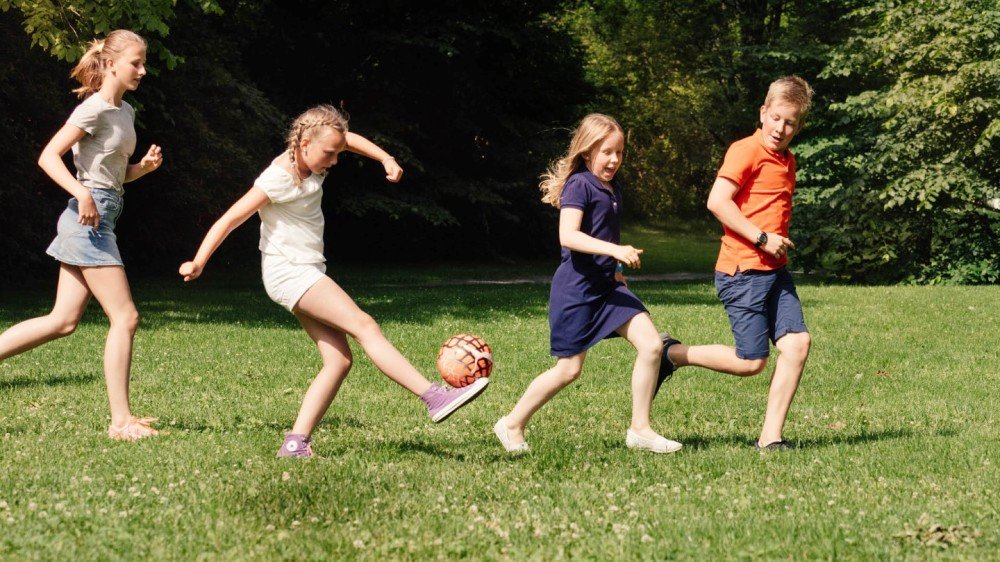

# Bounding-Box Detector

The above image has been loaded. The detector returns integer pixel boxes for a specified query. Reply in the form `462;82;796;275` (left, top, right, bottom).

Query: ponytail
69;30;146;99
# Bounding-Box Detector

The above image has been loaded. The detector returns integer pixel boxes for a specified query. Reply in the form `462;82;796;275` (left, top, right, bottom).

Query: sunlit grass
0;267;996;559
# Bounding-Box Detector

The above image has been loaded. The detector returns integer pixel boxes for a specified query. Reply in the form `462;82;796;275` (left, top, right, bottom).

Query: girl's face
759;101;802;152
300;128;348;175
106;43;147;92
584;130;625;184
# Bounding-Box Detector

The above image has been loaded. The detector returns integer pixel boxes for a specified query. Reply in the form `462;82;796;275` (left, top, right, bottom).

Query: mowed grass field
0;239;996;559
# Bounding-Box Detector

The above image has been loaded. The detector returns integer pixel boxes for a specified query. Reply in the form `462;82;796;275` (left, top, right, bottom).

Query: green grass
1;268;997;559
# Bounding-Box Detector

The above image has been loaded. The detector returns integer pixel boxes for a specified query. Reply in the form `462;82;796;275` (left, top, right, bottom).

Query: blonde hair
286;104;350;180
70;30;146;99
539;113;624;208
763;75;815;119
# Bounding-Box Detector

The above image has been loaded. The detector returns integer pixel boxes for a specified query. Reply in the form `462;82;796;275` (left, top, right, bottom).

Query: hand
77;193;100;228
383;157;403;183
139;144;164;172
615;245;643;269
178;261;202;282
763;233;795;259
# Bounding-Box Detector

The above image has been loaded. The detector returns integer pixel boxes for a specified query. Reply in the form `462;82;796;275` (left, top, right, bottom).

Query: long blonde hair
285;104;350;182
70;30;146;99
539;113;624;208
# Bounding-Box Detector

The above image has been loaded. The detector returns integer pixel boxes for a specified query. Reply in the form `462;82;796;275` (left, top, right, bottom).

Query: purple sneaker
421;378;490;422
276;433;314;458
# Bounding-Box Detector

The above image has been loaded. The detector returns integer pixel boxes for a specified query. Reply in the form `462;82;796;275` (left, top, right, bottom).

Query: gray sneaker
421;378;490;422
276;433;314;458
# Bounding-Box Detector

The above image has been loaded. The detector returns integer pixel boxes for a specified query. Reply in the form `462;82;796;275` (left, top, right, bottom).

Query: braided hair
286;105;350;184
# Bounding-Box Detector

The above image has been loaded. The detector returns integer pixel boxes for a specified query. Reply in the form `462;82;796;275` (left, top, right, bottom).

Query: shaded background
1;0;996;284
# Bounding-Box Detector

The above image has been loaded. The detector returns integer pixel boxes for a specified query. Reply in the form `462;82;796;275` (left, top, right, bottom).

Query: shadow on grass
0;371;97;390
677;427;956;450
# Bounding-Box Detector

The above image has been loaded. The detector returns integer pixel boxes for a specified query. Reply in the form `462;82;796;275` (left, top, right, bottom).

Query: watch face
757;232;767;246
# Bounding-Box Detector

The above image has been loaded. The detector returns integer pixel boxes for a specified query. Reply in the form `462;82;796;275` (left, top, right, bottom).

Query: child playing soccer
179;105;488;458
0;30;164;440
494;113;682;454
656;76;814;450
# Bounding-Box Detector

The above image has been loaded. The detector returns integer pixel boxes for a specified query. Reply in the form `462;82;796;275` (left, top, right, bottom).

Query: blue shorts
45;188;124;267
715;268;808;360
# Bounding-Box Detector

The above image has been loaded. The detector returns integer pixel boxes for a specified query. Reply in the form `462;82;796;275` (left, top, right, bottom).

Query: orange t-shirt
714;131;797;275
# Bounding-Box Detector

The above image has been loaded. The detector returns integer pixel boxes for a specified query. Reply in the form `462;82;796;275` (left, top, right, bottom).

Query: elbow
706;197;720;216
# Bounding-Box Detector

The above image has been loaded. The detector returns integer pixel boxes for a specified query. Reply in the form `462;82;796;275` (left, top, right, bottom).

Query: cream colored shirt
255;162;326;264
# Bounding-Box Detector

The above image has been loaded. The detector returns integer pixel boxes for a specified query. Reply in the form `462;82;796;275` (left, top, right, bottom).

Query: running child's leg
615;313;662;438
760;331;810;445
668;343;768;377
81;266;140;429
294;276;431;395
289;312;353;435
502;352;586;445
0;264;90;360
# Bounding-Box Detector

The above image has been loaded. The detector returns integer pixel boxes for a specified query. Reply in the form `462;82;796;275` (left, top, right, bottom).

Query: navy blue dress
549;170;648;357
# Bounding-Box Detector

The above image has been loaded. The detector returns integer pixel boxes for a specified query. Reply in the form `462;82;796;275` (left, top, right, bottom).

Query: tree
795;0;999;283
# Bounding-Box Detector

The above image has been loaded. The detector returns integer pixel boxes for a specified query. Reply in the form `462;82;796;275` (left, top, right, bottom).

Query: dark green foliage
795;0;999;284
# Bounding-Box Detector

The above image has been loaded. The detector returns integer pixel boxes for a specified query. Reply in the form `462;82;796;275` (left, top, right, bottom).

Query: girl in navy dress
494;114;682;454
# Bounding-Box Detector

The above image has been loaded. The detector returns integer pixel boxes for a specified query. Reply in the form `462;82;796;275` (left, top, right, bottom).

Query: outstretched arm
179;187;271;281
345;131;403;182
706;176;793;258
559;207;643;269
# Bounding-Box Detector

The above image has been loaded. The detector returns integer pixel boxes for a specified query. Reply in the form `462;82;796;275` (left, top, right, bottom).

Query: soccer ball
437;333;493;388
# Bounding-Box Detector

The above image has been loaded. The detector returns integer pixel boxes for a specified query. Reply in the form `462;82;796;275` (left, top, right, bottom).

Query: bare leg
0;264;90;360
759;332;810;445
503;352;586;446
615;313;662;439
289;312;353;435
668;343;768;377
81;266;140;428
294;276;431;396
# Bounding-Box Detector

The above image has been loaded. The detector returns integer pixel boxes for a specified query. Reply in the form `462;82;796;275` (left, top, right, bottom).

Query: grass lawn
0;254;997;559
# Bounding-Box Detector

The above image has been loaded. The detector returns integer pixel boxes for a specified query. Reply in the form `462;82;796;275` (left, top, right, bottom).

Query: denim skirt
46;188;124;267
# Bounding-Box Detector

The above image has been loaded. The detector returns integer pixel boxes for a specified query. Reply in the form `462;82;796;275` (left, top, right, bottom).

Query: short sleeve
559;176;591;210
717;140;756;189
253;165;298;203
66;98;101;135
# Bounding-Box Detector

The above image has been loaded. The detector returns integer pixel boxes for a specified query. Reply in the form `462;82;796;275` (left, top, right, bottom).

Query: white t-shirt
255;162;326;264
67;94;136;194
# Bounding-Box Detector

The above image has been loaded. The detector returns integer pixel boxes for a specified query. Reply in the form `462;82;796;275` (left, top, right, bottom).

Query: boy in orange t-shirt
656;76;814;450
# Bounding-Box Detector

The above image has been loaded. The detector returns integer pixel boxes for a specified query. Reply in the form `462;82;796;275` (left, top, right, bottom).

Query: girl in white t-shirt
179;105;489;458
0;30;163;441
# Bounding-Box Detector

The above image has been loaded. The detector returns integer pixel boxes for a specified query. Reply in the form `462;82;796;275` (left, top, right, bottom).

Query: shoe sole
431;377;490;423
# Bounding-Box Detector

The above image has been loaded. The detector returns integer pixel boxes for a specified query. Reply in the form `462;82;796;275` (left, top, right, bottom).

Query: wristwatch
753;231;768;248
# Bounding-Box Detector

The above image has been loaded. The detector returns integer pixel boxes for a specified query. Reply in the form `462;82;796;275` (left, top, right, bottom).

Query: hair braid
285;105;350;184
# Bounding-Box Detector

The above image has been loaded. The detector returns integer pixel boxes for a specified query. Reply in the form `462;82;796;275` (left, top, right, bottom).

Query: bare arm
37;124;101;226
124;144;164;183
345;131;403;182
706;176;793;258
559;207;643;268
178;187;271;281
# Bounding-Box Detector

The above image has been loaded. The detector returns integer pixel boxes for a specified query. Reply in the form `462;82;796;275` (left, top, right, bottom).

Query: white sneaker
494;417;529;453
626;429;682;454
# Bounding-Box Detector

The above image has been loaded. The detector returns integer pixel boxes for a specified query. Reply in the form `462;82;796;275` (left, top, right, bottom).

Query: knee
736;357;769;377
554;364;583;385
778;332;811;362
350;312;381;340
634;334;663;364
325;353;353;374
51;314;80;337
110;308;140;333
